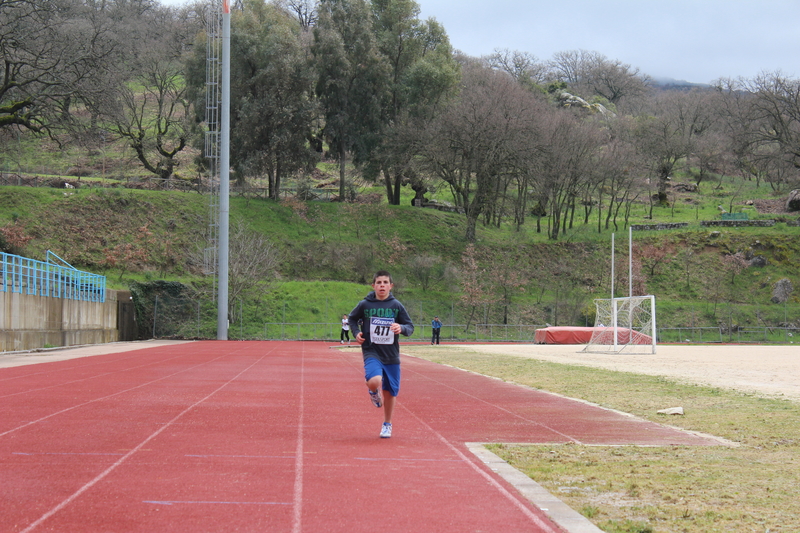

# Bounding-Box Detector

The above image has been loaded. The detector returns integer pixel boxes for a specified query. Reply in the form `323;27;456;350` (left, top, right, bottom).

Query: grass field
403;344;800;533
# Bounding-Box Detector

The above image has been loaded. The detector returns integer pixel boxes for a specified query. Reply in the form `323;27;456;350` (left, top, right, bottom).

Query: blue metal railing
1;251;106;303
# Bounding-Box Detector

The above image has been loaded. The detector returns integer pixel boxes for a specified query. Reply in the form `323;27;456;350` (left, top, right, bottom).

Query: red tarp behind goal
533;326;653;345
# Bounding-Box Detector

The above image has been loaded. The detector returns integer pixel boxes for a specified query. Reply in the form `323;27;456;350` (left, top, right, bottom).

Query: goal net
582;295;656;354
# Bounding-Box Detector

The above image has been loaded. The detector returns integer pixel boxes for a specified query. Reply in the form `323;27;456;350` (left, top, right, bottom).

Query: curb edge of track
467;443;604;533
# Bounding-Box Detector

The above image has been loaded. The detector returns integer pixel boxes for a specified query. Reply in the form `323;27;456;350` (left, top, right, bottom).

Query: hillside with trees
2;0;800;340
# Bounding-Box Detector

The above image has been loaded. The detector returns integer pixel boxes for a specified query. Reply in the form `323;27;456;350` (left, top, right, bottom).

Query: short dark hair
373;270;392;283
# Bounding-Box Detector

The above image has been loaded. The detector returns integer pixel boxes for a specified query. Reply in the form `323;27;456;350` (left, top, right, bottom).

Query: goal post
582;295;657;354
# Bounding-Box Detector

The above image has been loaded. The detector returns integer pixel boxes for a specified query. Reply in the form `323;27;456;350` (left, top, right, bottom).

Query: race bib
369;317;395;345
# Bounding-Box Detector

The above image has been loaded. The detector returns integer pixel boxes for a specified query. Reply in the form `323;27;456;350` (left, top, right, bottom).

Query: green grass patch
403;345;800;533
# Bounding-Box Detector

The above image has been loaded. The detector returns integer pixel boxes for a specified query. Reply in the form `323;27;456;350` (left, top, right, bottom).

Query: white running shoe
369;389;382;408
380;422;392;438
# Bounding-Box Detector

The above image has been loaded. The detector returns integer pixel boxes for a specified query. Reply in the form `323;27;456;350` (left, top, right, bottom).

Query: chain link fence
145;295;800;344
659;326;800;344
260;323;543;343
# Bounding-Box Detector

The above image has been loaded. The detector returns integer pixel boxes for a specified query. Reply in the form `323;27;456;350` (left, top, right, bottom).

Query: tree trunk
274;159;282;201
338;143;346;201
382;168;393;203
392;174;402;205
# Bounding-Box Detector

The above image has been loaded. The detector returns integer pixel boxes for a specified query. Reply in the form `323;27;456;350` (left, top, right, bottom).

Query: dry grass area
402;344;800;533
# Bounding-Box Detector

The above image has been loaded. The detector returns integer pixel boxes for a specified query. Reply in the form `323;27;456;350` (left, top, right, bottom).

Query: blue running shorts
364;357;401;397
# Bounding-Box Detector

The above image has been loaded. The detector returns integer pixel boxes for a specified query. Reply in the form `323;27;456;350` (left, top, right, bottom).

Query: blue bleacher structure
0;250;106;303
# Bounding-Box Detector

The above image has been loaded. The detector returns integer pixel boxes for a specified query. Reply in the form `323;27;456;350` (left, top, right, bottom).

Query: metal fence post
153;295;158;338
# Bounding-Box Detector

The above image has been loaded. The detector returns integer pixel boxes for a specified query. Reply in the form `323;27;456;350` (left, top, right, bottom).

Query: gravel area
447;343;800;402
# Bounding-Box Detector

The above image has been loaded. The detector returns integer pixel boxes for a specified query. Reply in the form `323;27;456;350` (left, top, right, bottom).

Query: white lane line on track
18;346;272;533
338;342;560;531
0;352;194;400
143;500;291;506
291;343;305;533
0;352;232;438
354;457;463;462
402;358;582;443
402;405;562;533
13;452;125;456
0;351;146;382
185;454;295;459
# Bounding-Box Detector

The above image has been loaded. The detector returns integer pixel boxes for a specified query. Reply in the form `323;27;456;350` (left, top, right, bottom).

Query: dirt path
446;343;800;402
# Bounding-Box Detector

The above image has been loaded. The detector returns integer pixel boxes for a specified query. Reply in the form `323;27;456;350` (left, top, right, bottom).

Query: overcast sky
416;0;800;83
162;0;800;84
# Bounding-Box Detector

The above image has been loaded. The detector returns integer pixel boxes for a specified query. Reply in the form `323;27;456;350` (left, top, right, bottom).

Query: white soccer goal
582;295;657;354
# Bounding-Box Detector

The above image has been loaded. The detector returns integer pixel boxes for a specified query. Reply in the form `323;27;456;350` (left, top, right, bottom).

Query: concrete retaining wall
0;290;120;352
631;222;689;231
632;220;778;231
700;220;776;228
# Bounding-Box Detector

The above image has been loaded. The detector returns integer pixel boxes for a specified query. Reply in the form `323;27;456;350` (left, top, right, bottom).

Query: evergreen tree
312;0;389;200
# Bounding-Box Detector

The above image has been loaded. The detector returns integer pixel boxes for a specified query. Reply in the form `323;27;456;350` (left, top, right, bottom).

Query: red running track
0;341;721;533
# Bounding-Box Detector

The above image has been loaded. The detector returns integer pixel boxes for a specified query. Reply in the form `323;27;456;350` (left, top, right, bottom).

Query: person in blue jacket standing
348;270;414;438
431;316;442;345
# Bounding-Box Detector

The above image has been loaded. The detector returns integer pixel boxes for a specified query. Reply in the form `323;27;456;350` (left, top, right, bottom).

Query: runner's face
372;276;393;300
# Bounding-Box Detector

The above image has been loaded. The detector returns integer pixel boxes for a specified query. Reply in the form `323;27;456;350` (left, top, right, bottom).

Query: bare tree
534;110;603;239
549;49;603;87
748;73;800;171
105;52;192;180
488;250;527;324
585;58;651;106
458;244;491;331
722;251;748;285
485;48;549;89
593;128;644;232
67;2;202;181
417;63;543;241
716;73;800;191
0;0;120;133
549;49;650;107
227;219;282;306
634;89;716;203
407;254;445;291
636;242;672;277
278;0;318;30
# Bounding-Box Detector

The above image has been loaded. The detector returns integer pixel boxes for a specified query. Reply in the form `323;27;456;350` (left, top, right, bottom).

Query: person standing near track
431;316;442;345
340;314;350;344
348;270;414;438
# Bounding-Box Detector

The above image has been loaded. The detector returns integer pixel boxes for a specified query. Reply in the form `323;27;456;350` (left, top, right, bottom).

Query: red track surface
0;341;721;532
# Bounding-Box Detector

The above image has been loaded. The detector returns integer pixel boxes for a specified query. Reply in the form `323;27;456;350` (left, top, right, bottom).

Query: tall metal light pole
216;0;231;340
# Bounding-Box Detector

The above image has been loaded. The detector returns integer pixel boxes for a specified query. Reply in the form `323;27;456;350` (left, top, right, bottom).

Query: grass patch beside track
403;345;800;533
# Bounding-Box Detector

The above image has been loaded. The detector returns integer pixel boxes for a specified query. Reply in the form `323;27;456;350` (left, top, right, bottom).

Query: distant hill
650;76;712;90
